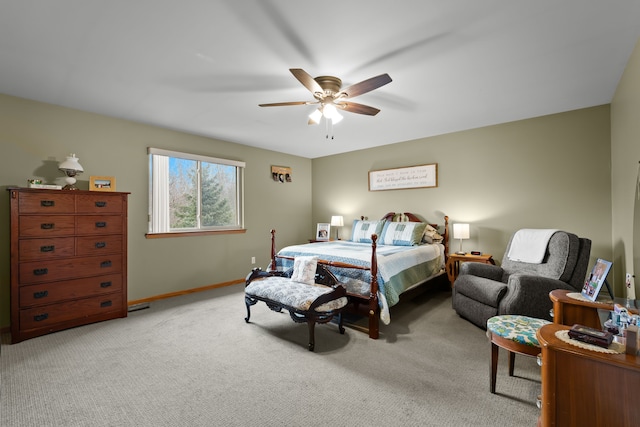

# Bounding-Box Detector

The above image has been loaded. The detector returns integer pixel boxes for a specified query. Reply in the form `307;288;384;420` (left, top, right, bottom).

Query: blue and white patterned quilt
273;241;445;322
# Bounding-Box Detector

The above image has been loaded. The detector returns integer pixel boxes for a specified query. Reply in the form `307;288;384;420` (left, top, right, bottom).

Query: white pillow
290;256;318;285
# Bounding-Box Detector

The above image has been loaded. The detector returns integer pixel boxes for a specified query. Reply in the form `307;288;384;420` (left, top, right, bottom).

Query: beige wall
312;105;612;285
611;37;640;299
0;94;313;328
2;37;639;330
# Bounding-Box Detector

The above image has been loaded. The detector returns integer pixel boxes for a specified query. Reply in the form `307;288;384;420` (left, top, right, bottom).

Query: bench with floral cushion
244;256;348;351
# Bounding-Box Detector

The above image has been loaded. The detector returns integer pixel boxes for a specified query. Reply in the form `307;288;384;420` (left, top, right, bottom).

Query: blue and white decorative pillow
351;220;385;243
291;256;318;285
379;221;428;246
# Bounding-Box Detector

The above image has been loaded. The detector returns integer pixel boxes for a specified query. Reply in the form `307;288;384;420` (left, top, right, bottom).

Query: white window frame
147;147;245;238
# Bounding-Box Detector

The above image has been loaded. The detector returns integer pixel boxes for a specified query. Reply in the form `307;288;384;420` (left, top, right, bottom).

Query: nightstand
446;253;494;285
308;239;335;243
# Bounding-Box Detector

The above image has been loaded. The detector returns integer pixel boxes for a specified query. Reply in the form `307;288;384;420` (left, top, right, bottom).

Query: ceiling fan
259;68;392;126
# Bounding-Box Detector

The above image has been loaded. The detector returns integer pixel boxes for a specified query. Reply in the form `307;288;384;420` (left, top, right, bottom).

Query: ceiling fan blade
259;101;312;107
290;68;323;94
337;101;381;116
339;73;392;98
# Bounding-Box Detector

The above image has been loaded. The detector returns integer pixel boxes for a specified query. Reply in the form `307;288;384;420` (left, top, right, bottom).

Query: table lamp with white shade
330;215;344;240
453;223;470;255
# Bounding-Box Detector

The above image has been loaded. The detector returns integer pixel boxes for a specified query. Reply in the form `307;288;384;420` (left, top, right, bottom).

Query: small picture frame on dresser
316;223;330;241
90;176;116;192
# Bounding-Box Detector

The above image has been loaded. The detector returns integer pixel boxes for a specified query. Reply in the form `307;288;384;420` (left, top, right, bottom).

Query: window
147;148;245;236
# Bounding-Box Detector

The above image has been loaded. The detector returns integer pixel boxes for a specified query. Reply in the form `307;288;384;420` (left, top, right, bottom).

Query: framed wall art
90;176;116;192
368;163;437;191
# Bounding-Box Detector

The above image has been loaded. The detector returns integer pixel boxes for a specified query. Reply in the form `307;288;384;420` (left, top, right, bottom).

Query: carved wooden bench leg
307;320;316;352
245;296;258;323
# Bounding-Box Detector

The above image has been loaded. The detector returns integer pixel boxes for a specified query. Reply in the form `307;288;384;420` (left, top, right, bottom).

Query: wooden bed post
268;229;276;271
368;234;380;339
443;215;449;261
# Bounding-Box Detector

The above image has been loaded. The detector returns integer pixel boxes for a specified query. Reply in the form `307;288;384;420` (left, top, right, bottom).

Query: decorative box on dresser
9;188;129;343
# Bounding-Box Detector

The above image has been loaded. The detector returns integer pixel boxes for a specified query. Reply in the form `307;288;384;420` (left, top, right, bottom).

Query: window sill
145;229;246;239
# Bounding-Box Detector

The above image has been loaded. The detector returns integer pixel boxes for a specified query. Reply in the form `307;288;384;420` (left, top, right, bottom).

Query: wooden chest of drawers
9;188;129;343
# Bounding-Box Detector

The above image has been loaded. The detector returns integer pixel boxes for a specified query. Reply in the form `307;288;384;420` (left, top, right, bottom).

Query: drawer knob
40;245;55;252
40;223;55;230
100;300;113;308
95;201;107;208
100;260;112;268
95;241;106;249
33;268;48;276
34;313;49;322
100;281;112;288
33;290;49;299
40;200;55;207
95;221;107;228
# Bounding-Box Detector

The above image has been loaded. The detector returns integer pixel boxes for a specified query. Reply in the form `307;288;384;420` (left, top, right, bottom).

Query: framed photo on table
90;176;116;192
316;223;330;241
581;258;613;301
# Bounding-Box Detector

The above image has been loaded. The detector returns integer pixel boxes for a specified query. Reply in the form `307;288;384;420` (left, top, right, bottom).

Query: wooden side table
446;253;494;285
549;289;638;329
537;323;640;426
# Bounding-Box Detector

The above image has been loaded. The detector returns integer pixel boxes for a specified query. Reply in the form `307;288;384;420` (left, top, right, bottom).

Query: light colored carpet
1;284;541;426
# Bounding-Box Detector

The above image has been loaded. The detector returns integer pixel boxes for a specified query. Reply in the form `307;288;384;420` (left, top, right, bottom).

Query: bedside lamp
453;223;470;255
58;154;84;190
330;215;344;240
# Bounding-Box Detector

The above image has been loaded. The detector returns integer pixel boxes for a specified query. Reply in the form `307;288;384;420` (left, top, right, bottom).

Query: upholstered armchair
452;230;592;329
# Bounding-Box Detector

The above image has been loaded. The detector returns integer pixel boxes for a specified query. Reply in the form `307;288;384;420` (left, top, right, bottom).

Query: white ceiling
1;1;639;159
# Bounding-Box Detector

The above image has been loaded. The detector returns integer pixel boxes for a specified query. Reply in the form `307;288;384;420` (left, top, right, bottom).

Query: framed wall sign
368;163;437;191
90;176;116;192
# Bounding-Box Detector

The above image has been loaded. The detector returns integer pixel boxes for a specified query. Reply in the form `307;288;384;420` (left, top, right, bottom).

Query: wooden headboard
362;212;449;256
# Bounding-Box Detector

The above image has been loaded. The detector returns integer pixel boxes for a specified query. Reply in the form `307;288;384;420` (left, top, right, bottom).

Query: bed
267;212;449;339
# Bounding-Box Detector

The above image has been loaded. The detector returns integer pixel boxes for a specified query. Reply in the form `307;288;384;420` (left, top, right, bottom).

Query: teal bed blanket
273;241;445;320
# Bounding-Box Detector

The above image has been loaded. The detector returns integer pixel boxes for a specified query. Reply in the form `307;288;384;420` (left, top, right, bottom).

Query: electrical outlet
251;256;256;264
626;273;633;288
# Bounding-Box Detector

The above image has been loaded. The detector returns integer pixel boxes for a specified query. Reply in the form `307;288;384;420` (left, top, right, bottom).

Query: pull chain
325;118;335;140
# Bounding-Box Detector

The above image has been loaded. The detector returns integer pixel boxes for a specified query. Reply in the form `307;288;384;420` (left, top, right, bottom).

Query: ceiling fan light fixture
321;103;343;123
260;68;391;128
322;103;337;118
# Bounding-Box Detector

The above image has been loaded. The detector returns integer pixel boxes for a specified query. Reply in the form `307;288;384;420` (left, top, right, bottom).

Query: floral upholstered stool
486;315;551;394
